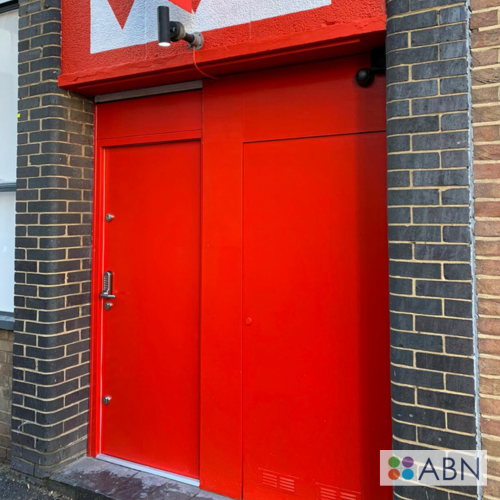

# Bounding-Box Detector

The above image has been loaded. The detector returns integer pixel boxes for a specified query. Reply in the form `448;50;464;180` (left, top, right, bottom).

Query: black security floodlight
158;6;171;47
158;6;204;51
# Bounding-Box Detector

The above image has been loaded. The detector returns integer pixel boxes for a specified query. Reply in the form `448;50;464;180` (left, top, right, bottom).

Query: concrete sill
49;457;228;500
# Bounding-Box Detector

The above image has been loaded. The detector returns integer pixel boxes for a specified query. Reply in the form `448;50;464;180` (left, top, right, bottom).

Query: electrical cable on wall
157;6;217;79
192;49;218;80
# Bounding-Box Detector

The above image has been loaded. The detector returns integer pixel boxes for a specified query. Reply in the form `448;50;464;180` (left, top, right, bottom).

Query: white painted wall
0;9;16;313
91;0;331;53
0;9;17;184
0;193;15;313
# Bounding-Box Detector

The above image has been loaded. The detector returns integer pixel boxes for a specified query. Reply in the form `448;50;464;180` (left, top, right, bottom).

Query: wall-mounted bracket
158;6;204;51
355;47;386;88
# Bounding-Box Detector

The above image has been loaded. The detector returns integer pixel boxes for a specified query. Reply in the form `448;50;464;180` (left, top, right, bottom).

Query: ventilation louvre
318;485;338;500
261;469;297;494
259;475;360;499
317;484;361;500
339;491;360;500
280;476;296;494
262;470;279;489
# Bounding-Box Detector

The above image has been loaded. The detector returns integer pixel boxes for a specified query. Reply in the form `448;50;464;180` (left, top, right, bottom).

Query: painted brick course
471;0;500;498
0;330;13;463
386;0;477;498
12;0;94;478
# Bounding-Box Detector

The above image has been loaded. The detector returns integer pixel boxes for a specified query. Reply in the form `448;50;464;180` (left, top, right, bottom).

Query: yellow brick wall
472;0;500;498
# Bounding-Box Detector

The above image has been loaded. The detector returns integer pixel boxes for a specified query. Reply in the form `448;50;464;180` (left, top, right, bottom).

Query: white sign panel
381;450;488;487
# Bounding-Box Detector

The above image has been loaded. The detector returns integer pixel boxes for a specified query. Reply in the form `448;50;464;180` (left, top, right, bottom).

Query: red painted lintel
58;16;386;95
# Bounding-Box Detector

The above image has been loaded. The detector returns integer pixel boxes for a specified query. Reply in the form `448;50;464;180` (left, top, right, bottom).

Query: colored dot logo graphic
388;456;414;481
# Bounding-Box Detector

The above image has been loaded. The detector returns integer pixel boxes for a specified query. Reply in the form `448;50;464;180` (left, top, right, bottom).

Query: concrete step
49;458;226;500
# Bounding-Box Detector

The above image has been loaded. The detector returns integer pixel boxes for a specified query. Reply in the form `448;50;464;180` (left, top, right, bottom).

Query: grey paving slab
134;483;197;500
49;457;222;500
82;463;139;498
111;471;170;500
52;458;128;496
194;490;231;500
52;458;109;488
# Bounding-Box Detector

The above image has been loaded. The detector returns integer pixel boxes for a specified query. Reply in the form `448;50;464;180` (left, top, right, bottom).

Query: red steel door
94;93;202;479
93;57;391;499
100;140;201;477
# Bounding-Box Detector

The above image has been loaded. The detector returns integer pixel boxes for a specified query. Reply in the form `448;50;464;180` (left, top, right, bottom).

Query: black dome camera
355;47;386;88
355;68;375;87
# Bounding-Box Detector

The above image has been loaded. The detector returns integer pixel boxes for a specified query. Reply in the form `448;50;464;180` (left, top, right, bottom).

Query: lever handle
100;271;116;299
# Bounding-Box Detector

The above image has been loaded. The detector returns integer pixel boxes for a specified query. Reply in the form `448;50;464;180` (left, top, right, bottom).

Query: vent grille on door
317;484;361;500
261;469;297;494
262;470;279;489
280;476;296;494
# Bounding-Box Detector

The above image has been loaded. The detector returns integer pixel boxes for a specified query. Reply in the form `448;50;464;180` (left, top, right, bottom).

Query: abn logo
388;456;414;481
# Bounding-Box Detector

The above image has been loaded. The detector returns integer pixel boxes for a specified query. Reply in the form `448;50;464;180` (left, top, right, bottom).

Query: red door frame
89;129;202;459
88;51;390;500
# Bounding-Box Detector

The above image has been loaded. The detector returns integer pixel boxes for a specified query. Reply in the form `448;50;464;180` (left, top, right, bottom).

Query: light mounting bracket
158;6;204;51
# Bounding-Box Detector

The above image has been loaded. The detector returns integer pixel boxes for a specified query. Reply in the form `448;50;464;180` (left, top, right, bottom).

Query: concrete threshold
48;457;228;500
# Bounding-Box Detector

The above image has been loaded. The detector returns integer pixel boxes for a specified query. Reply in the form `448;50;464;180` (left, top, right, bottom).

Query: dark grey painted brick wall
12;0;94;478
386;0;477;499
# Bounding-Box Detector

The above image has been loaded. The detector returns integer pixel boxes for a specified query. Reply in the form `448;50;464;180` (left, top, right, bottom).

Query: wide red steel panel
100;140;201;478
242;133;391;499
202;55;391;500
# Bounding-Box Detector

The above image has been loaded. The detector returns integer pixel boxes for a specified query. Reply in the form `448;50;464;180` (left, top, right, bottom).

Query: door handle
100;271;116;299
